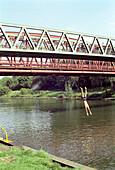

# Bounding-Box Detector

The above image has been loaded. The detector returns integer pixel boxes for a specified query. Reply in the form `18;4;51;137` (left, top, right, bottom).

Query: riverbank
1;88;115;100
0;144;71;170
0;143;96;170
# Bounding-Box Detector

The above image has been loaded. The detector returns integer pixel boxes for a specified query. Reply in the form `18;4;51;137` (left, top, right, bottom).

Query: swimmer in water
80;87;92;116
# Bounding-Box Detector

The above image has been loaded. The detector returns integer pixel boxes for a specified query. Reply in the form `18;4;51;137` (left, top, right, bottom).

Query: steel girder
0;69;115;77
0;56;115;76
0;23;115;61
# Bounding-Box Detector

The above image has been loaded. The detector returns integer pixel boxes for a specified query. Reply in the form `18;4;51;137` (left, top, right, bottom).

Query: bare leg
80;87;84;98
23;42;26;49
87;105;92;115
85;87;92;116
85;107;89;116
80;87;92;116
85;87;87;98
84;101;91;116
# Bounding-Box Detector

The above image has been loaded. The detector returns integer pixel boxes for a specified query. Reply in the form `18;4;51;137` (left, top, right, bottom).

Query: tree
65;80;73;97
108;77;115;88
0;86;10;96
0;77;12;87
17;76;32;89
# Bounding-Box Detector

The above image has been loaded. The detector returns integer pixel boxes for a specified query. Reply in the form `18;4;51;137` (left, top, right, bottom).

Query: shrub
0;86;10;96
20;88;33;95
38;91;48;97
9;91;21;97
58;94;65;99
73;93;79;99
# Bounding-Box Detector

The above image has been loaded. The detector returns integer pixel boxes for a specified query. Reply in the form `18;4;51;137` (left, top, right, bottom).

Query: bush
20;88;33;95
38;91;48;97
58;94;65;99
0;86;10;96
73;93;80;99
9;91;21;97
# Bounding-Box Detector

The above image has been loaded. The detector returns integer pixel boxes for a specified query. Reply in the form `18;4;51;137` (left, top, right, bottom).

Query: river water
0;98;114;169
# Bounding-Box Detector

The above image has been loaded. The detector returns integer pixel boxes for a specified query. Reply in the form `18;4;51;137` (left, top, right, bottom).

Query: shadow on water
0;98;114;170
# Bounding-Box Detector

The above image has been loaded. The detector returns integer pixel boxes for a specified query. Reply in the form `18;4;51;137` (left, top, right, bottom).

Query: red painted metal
1;32;113;52
0;56;115;76
0;69;115;77
0;29;115;76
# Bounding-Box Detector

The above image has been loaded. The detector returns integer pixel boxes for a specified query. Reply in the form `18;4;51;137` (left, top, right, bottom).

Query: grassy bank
1;88;115;100
0;144;82;170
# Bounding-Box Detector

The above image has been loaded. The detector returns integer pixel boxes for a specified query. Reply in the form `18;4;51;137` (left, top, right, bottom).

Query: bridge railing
0;23;115;61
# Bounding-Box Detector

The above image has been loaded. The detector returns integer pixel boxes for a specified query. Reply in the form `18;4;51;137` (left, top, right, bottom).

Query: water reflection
0;98;114;169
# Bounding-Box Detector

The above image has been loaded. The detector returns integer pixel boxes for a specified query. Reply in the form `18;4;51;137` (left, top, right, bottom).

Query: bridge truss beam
0;23;115;62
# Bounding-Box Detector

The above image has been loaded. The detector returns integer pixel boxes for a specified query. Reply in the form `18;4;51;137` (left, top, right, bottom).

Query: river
0;98;114;169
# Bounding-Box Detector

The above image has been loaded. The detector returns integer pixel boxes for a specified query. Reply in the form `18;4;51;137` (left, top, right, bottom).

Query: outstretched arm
80;87;84;97
85;87;87;97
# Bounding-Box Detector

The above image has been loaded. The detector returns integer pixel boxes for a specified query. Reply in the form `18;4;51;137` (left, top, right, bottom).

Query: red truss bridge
0;23;115;76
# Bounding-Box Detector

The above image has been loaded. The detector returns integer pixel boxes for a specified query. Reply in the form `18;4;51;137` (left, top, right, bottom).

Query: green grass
0;145;82;170
3;90;21;98
88;88;113;99
1;88;115;99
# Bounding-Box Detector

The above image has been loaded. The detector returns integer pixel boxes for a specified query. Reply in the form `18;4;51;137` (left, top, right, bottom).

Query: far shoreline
0;87;114;100
0;96;115;100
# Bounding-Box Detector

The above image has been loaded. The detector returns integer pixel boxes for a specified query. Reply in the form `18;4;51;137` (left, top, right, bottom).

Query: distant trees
0;76;114;93
109;77;115;89
17;76;33;89
0;76;33;90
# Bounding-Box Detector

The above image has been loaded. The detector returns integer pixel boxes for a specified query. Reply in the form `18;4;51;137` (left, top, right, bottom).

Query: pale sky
0;0;115;38
0;0;115;79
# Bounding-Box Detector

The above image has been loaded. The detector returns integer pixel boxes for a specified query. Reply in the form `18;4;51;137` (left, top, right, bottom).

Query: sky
0;0;115;38
0;0;115;79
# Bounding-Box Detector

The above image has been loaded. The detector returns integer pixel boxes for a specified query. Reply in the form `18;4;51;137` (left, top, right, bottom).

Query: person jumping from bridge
80;87;92;116
23;33;27;49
